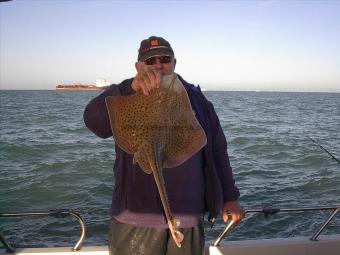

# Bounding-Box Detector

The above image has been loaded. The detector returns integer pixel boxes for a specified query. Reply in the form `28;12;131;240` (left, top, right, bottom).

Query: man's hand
222;201;245;224
131;66;162;96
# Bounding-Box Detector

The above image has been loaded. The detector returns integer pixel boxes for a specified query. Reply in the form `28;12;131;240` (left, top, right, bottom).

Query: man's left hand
222;201;245;224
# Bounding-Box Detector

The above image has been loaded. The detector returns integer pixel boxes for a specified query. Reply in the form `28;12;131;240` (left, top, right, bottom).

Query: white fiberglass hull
1;234;339;255
209;234;340;255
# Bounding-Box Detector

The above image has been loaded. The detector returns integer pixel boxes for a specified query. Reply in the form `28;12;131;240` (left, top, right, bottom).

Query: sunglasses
144;55;172;65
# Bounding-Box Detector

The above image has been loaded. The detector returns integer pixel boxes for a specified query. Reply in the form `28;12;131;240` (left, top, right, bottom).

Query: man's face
135;55;176;75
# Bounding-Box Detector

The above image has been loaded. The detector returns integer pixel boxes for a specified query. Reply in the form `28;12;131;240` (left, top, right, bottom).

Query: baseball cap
138;36;174;62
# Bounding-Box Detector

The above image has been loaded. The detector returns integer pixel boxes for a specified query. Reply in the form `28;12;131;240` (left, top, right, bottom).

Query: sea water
0;90;339;248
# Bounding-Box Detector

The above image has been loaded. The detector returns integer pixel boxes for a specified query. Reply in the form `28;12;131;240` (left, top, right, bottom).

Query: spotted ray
105;74;207;248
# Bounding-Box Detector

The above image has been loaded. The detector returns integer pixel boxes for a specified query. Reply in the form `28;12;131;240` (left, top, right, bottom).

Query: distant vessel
56;79;109;91
56;84;102;91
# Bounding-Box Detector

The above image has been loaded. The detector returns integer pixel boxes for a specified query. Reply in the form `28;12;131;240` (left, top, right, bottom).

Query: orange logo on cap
150;39;159;46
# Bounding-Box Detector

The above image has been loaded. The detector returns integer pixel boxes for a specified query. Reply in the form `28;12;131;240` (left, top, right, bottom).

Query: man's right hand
131;68;162;96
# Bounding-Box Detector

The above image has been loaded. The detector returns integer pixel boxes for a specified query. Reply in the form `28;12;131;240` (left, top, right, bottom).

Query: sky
0;0;339;92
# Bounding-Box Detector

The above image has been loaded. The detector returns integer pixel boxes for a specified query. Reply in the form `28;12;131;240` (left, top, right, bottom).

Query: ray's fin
133;149;152;174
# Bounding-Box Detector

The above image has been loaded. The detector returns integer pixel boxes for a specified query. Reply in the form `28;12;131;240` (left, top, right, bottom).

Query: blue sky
1;0;339;92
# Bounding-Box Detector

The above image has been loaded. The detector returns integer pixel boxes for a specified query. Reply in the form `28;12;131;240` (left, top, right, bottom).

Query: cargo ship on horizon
56;84;104;91
56;79;109;91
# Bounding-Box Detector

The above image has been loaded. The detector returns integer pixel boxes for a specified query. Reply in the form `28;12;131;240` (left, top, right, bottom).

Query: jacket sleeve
83;79;135;139
208;101;240;202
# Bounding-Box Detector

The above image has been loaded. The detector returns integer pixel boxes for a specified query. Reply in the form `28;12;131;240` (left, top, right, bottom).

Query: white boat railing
0;209;86;253
1;206;339;253
213;205;340;246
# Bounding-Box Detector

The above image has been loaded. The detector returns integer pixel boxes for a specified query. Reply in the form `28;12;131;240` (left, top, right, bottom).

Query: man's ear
135;62;143;73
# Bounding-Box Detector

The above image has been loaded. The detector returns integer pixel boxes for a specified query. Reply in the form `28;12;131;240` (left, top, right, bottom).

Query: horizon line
1;89;339;94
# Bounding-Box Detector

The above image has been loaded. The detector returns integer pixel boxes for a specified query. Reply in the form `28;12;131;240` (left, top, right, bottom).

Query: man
84;36;244;255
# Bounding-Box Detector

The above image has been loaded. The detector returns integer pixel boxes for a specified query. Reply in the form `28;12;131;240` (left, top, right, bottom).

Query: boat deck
1;234;339;255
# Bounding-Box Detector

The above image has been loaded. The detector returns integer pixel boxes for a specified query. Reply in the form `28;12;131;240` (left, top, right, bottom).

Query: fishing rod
309;137;340;165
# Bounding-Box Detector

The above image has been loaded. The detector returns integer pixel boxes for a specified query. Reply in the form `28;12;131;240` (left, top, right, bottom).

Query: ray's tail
149;159;184;248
